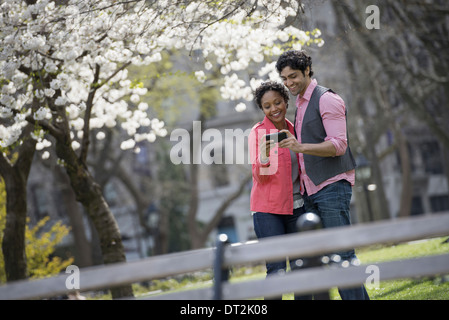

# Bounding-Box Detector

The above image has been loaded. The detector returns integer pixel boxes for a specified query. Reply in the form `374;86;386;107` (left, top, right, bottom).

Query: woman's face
260;90;288;129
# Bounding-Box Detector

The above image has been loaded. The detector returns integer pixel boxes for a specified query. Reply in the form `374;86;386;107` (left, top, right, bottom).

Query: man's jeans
303;179;370;300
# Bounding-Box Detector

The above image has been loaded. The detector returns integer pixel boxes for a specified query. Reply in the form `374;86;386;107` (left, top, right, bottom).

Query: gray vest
297;85;356;186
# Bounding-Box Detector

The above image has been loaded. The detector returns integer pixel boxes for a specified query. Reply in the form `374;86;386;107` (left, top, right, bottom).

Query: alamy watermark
365;264;380;289
168;121;285;175
169;121;252;165
365;5;380;30
65;265;80;290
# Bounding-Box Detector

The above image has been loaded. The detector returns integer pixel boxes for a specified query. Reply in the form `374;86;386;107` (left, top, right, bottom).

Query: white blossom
195;71;206;83
71;140;80;150
96;131;106;140
55;96;66;106
0;0;320;153
36;139;51;150
44;88;55;97
138;102;149;111
120;139;135;150
0;107;13;118
205;61;213;70
235;103;247;112
130;94;140;104
146;132;156;142
33;107;49;121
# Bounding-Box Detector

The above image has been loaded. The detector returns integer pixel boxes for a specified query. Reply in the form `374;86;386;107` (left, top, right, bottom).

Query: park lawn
348;236;449;300
133;236;449;300
239;236;449;300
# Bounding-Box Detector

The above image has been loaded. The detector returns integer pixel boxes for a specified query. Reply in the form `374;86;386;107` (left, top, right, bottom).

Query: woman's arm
249;128;275;184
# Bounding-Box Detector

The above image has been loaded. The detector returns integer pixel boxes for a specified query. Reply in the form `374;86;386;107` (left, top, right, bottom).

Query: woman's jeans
253;206;308;300
303;179;370;300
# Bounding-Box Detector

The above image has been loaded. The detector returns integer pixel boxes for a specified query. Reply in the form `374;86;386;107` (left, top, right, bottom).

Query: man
277;50;369;300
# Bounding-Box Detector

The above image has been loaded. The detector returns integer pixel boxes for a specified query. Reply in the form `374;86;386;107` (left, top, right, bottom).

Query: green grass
290;236;449;300
350;237;449;300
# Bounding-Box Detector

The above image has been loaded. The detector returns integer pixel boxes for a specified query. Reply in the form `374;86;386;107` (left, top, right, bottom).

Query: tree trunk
0;124;37;282
55;137;133;299
2;170;28;281
336;0;449;149
54;167;93;268
198;172;252;245
186;119;202;249
187;161;201;249
396;129;413;218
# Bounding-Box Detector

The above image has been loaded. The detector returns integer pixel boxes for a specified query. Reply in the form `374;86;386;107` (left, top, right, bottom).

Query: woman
249;81;306;300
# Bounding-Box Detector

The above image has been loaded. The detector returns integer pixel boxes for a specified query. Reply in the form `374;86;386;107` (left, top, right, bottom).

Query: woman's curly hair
254;81;289;110
275;50;314;77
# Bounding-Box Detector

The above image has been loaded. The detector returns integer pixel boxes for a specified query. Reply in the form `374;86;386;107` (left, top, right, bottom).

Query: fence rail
0;212;448;300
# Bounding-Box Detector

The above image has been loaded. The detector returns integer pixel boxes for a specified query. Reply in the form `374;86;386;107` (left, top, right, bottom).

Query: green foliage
0;179;73;282
127;51;221;126
25;216;74;279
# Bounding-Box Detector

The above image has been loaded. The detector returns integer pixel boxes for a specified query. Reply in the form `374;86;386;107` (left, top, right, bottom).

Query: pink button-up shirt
295;79;355;196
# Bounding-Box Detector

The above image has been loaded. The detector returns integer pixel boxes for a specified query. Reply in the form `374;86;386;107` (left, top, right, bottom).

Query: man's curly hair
275;50;314;77
254;81;289;110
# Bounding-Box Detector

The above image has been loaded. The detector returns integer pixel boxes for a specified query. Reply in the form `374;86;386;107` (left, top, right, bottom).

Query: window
410;196;424;216
430;195;449;213
419;141;443;174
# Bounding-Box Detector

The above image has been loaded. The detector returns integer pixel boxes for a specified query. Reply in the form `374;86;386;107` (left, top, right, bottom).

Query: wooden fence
0;212;448;300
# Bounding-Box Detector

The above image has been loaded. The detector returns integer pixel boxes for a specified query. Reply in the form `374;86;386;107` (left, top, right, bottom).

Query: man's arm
279;92;347;157
278;132;337;156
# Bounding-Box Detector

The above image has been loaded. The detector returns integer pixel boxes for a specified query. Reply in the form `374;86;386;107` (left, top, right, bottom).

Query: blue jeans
253;206;311;300
303;180;370;300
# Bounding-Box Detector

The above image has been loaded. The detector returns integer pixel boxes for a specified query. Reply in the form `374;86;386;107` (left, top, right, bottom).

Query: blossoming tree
0;0;321;298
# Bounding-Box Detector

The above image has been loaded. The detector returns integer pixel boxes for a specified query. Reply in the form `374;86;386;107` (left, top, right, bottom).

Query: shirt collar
262;115;276;129
299;78;317;102
262;115;294;131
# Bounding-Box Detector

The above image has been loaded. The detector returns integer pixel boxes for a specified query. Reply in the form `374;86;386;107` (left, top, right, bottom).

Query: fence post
213;233;230;300
295;212;330;300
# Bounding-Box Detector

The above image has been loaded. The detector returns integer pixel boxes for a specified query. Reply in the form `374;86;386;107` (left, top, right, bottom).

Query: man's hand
278;130;302;153
279;129;338;157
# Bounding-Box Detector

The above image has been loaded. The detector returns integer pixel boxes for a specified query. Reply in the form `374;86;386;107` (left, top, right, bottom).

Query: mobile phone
265;131;288;143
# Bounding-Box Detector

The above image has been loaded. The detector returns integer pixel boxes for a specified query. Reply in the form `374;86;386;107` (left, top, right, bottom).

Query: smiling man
276;50;369;300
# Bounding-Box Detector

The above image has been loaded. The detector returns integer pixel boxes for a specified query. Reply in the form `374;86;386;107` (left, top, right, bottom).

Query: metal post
295;212;331;300
213;233;230;300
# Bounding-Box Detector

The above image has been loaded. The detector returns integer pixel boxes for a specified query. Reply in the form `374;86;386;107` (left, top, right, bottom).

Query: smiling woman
249;81;306;300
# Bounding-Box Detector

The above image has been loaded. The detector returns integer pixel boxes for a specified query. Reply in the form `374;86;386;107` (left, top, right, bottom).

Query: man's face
280;66;311;97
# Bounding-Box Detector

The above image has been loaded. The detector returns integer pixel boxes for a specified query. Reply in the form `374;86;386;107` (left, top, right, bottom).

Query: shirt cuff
260;156;270;166
326;137;347;156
